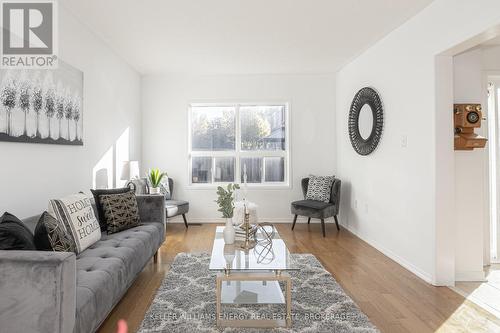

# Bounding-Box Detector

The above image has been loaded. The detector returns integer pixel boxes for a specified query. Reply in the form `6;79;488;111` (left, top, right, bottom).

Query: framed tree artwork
0;60;83;145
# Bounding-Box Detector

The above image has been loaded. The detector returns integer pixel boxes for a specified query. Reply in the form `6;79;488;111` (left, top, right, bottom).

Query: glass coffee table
209;225;298;328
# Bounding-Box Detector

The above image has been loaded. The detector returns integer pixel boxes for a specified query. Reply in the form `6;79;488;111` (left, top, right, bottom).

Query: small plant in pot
215;183;240;244
148;168;167;194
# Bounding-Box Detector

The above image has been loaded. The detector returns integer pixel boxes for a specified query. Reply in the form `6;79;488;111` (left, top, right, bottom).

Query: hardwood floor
98;223;500;333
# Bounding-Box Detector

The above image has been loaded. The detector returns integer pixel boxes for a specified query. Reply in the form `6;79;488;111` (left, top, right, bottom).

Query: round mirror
358;104;374;140
348;87;384;156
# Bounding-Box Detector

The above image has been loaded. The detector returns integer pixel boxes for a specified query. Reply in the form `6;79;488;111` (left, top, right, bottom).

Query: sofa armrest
0;251;76;333
136;194;166;225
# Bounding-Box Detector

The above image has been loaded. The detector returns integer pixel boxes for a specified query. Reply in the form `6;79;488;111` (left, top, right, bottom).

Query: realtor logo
1;0;57;68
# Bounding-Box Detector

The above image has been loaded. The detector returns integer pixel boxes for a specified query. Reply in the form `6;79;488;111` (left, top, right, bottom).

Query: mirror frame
348;87;384;156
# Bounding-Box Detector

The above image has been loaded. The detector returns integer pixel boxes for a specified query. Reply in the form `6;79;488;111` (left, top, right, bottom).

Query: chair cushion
291;200;335;219
292;200;332;210
165;200;189;218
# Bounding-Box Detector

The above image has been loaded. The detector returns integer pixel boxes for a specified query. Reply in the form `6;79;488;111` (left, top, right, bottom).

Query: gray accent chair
164;178;190;228
128;177;190;228
291;177;341;237
0;195;166;333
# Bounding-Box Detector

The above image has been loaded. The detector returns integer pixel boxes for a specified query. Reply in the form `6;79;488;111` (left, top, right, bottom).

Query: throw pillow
90;187;131;231
0;212;36;250
48;193;101;254
34;211;76;252
99;191;141;234
306;175;335;203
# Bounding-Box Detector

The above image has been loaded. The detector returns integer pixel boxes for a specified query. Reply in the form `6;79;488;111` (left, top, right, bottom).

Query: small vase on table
223;218;235;244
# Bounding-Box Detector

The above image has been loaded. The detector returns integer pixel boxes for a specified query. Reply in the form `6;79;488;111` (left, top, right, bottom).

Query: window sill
187;184;291;190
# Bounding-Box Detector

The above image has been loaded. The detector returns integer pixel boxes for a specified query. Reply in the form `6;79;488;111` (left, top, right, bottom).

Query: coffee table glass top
209;226;298;271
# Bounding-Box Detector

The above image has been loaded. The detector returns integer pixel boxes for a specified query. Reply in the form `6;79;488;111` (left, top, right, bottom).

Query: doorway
489;77;500;262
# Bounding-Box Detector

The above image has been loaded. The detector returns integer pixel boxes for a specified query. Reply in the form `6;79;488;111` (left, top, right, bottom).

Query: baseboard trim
167;216;335;224
341;223;434;285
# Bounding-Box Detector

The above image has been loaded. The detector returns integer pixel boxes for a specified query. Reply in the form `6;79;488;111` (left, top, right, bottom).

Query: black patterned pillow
34;212;76;253
99;191;140;234
306;175;335;203
90;187;131;231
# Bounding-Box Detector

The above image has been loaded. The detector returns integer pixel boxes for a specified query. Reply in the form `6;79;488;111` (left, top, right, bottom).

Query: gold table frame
215;270;292;328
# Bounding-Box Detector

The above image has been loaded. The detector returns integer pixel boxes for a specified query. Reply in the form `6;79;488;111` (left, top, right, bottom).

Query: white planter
223;218;235;244
150;187;160;194
223;244;236;268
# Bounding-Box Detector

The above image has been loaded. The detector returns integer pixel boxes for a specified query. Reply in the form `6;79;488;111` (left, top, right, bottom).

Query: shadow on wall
92;127;130;189
340;180;352;228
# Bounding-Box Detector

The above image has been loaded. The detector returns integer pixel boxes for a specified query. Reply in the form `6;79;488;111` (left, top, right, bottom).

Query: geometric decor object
0;60;83;145
348;87;384;155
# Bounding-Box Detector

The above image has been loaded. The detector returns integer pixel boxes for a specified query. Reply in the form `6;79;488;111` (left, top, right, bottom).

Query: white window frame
188;102;290;189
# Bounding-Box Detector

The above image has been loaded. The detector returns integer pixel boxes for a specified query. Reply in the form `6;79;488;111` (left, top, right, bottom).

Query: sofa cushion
73;222;164;333
165;200;189;217
0;212;36;250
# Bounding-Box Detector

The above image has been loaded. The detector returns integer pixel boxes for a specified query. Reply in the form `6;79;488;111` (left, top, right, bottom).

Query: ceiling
61;0;434;75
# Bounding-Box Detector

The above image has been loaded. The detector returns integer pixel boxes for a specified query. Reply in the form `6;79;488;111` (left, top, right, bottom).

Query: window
189;103;289;186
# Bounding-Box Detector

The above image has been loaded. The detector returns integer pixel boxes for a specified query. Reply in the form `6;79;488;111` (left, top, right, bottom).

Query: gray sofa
0;195;166;333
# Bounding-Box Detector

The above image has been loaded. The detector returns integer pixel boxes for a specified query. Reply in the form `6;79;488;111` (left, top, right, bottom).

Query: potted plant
215;183;240;244
148;168;167;194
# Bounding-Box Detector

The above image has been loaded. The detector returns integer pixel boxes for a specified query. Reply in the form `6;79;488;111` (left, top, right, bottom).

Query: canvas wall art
0;60;83;145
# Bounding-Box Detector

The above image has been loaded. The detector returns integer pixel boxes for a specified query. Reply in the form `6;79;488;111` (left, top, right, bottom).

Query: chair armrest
0;250;76;333
136;194;166;225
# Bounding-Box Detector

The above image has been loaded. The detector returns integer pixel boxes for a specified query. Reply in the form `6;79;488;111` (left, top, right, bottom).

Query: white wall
482;46;500;70
336;0;500;285
142;74;336;222
0;6;142;217
453;49;488;281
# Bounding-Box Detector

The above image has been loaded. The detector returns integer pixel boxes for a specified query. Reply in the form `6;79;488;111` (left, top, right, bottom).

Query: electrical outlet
354;199;358;209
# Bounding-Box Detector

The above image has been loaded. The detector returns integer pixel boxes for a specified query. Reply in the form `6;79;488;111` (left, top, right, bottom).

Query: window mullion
261;157;266;184
211;155;216;183
235;104;241;184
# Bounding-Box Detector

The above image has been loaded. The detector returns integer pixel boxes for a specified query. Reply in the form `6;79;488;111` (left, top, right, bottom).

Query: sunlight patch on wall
93;146;114;189
115;127;130;187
